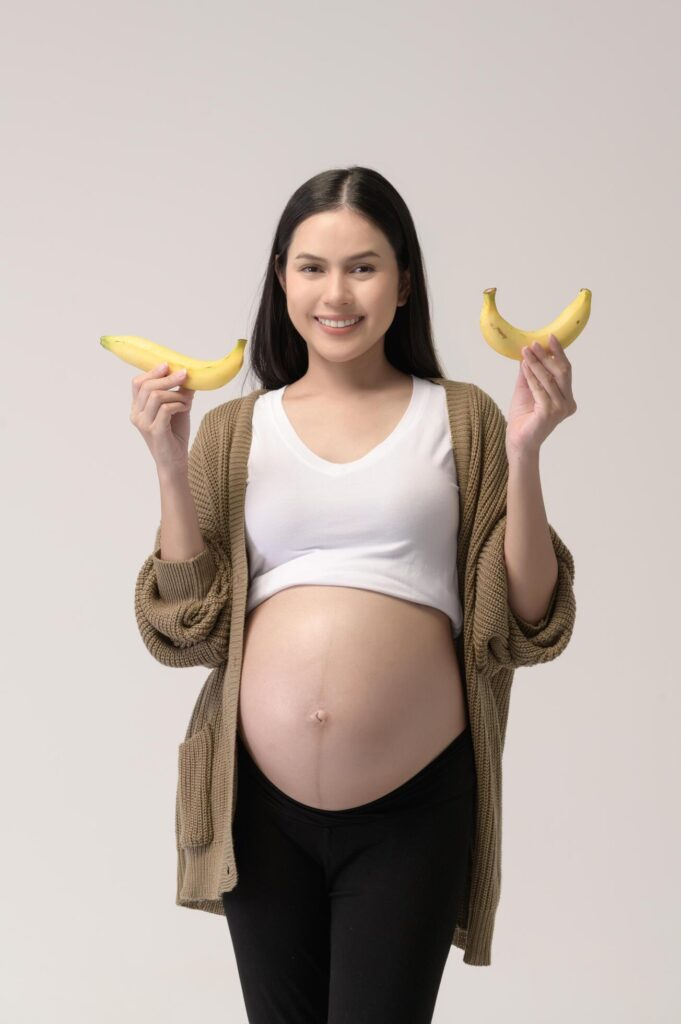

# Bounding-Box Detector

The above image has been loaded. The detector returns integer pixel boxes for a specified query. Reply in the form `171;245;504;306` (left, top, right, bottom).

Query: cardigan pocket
177;721;214;847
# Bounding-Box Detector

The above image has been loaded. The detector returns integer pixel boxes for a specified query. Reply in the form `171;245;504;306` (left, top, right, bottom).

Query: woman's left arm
503;333;578;626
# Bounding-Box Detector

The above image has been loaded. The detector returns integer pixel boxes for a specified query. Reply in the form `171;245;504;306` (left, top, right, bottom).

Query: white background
2;0;679;1020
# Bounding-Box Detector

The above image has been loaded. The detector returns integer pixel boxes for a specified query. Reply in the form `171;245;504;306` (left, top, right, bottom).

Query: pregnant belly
237;584;468;810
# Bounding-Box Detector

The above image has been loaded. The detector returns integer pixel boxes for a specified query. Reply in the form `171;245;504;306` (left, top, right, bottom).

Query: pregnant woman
133;165;577;1024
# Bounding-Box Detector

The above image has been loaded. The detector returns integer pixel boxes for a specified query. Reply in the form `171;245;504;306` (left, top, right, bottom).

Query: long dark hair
242;165;448;393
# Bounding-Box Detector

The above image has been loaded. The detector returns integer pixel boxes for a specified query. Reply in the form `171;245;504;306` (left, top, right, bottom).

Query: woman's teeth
316;317;363;327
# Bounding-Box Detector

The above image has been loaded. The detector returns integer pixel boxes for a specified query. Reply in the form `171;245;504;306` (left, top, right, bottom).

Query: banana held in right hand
479;287;591;360
101;334;247;390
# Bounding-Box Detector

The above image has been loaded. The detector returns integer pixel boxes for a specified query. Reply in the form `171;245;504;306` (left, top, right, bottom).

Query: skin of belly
238;584;468;810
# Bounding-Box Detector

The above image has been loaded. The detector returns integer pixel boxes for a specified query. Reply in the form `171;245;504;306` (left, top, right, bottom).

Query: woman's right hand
130;362;195;473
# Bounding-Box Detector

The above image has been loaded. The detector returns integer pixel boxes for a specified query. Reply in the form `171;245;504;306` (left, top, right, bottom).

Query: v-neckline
270;375;424;475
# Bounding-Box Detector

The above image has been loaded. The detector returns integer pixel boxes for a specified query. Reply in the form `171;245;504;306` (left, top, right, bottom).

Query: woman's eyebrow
293;250;381;262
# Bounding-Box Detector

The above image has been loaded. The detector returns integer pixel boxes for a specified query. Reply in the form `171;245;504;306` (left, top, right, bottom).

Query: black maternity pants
222;723;477;1024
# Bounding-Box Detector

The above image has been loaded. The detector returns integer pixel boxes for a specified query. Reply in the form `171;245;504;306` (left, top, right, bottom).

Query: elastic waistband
236;724;475;824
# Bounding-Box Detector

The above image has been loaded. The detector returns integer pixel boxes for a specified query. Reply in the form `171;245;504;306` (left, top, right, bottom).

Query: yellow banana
100;334;247;390
479;287;591;360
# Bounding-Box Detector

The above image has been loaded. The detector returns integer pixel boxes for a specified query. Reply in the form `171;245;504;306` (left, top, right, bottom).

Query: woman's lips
314;315;366;334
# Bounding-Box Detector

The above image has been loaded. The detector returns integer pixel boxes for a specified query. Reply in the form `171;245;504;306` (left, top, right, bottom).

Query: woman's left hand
506;333;577;458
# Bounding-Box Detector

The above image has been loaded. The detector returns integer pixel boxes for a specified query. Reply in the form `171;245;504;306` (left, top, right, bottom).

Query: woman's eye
300;265;374;274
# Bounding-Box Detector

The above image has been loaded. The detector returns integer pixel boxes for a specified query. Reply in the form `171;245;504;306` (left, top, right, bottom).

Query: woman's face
275;207;410;364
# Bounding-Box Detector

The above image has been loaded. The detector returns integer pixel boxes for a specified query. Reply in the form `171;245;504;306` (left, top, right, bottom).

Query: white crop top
244;374;463;638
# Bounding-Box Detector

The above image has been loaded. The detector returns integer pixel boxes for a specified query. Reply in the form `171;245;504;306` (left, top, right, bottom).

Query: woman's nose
322;274;355;301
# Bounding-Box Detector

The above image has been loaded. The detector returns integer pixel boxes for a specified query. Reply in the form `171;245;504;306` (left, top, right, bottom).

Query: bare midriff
237;374;466;811
238;585;467;810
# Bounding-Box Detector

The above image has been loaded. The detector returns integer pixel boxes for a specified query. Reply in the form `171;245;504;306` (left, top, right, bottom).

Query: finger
521;360;537;387
522;358;552;404
523;348;560;395
136;368;187;414
138;389;191;429
549;333;571;366
132;362;170;399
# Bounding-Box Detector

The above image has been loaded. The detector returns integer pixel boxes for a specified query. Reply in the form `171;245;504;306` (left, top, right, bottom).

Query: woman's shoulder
202;387;264;419
427;376;501;417
194;387;266;444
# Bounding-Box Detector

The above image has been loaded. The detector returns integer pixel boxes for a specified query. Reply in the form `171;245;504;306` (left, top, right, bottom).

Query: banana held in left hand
480;287;591;360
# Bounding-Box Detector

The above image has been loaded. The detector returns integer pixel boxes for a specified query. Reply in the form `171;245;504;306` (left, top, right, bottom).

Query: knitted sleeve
133;410;232;669
470;388;577;673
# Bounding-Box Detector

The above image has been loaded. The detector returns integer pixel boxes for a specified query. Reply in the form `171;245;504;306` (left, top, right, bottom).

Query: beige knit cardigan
134;377;577;966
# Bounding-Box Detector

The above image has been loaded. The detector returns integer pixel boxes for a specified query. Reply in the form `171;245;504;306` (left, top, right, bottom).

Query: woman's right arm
158;465;206;562
131;365;232;669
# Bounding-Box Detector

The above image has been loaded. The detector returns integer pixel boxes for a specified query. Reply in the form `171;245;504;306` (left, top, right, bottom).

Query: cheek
286;284;310;310
369;281;396;306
